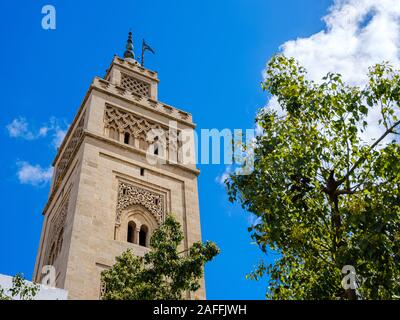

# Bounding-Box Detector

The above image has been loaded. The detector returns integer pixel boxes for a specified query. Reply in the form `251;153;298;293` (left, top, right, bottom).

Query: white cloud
38;126;50;137
280;0;400;86
215;165;232;186
6;116;69;148
6;118;36;140
39;117;69;148
247;213;262;228
16;161;53;186
52;127;68;149
265;0;400;145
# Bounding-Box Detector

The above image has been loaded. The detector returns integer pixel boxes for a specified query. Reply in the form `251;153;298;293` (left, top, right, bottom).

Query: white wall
0;274;68;300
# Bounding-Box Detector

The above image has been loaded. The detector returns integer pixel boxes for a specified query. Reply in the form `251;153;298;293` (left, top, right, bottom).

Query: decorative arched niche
115;181;165;247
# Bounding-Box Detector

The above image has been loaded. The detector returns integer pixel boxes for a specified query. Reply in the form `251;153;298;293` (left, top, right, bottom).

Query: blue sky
0;0;336;299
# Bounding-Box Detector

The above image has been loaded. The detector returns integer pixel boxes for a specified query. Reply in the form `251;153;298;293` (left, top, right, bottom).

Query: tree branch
335;189;355;196
337;119;400;186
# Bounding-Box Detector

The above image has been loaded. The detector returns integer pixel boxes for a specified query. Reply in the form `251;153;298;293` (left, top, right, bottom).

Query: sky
1;0;399;300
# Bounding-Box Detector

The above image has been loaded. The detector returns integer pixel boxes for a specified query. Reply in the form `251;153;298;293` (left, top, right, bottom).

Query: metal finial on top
124;31;135;60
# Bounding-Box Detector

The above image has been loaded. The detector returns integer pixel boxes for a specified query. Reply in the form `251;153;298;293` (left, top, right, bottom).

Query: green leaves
0;274;39;300
227;55;400;300
101;215;220;300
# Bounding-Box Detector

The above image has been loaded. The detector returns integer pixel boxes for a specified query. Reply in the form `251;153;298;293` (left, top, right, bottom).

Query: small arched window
139;225;148;247
153;137;159;155
124;132;130;145
127;221;136;244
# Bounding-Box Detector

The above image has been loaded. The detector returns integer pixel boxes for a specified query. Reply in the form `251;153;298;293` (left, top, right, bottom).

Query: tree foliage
0;274;39;300
226;55;400;299
101;215;219;300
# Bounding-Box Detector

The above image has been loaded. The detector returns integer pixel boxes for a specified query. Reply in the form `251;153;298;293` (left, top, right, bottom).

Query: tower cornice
93;77;194;125
105;56;159;83
52;75;195;168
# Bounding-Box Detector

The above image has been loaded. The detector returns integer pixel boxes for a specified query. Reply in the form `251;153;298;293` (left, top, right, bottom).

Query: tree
101;215;219;300
0;274;39;300
226;55;400;300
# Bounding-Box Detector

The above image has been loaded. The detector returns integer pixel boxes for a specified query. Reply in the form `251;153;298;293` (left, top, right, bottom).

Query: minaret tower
33;32;203;299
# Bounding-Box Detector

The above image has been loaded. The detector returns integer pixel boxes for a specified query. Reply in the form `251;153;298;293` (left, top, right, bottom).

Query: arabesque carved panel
54;114;85;185
116;182;164;226
46;198;69;265
120;73;150;97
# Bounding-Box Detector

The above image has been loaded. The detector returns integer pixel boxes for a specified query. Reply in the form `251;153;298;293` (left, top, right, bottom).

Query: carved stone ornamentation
46;198;69;265
116;182;164;226
120;73;150;97
104;104;168;144
54;114;85;185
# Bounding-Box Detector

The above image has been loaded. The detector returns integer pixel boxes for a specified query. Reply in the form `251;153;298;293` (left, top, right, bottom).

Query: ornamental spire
123;31;135;60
